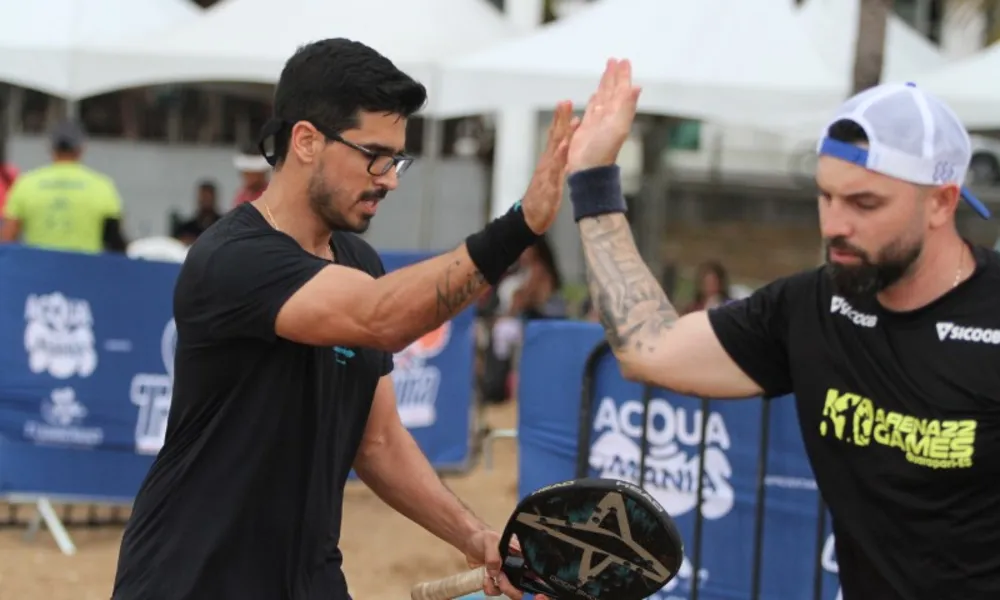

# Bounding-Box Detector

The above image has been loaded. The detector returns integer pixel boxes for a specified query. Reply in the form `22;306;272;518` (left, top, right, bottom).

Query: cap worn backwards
816;81;990;219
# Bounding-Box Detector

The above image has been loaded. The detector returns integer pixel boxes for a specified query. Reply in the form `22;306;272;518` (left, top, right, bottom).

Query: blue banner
0;245;473;501
517;320;843;600
380;252;473;472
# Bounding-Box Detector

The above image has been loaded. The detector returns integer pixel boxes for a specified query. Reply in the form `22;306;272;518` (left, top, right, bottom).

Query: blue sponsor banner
380;252;473;471
0;245;473;501
0;246;174;499
517;321;842;600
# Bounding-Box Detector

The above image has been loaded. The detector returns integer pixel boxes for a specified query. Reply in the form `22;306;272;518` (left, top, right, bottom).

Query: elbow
366;308;411;354
616;353;656;385
618;359;646;383
362;319;409;353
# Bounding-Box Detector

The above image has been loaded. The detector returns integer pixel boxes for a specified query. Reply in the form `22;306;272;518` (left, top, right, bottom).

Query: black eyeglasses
257;118;414;176
327;131;414;177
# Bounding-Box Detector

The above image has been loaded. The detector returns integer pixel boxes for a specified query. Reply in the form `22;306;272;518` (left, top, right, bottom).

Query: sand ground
0;401;521;600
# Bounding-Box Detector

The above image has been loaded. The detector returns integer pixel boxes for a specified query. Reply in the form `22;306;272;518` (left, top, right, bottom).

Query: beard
306;162;385;234
824;235;922;300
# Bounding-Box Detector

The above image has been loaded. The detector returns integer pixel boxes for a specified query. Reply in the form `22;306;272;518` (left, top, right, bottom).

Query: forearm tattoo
579;214;679;353
435;259;487;321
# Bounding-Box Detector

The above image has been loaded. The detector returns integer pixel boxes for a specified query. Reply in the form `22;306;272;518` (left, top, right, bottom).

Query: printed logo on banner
130;319;175;455
822;534;843;600
589;396;735;519
23;387;104;447
392;322;451;429
23;292;98;379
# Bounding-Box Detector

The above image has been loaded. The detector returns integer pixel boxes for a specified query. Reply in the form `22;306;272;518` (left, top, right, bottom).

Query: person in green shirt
0;120;128;254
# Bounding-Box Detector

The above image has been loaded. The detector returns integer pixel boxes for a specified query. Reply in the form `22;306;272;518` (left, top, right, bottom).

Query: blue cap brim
818;137;991;220
961;188;990;219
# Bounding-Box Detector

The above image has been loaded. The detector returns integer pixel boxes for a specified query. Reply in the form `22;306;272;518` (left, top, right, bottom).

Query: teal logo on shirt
333;346;355;365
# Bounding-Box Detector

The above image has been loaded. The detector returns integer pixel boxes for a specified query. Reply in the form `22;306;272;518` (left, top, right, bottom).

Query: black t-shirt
708;244;1000;600
113;203;393;600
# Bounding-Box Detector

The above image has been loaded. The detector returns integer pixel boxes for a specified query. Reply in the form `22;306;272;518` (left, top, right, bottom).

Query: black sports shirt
708;243;1000;600
112;203;393;600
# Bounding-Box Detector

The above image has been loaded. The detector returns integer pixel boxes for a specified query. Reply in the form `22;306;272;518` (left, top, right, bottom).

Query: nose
818;196;854;240
373;168;399;191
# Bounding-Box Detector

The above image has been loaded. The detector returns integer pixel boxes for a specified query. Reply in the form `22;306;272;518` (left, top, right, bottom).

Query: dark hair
694;260;730;305
268;38;427;166
827;119;868;144
197;180;217;193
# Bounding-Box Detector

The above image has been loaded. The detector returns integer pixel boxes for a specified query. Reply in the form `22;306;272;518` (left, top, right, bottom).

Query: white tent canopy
799;0;947;86
0;0;200;97
900;43;1000;129
759;0;950;136
436;0;844;122
72;0;518;112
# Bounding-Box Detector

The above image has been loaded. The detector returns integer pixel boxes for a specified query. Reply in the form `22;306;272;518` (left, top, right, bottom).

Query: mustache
826;236;869;259
359;189;387;202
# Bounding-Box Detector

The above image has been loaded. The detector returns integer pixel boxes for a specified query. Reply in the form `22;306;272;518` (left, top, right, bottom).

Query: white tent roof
436;0;843;121
71;0;518;111
901;44;1000;129
764;0;950;136
799;0;947;85
0;0;200;97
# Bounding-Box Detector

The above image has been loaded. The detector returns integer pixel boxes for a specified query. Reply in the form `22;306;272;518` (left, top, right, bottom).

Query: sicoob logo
830;295;877;328
392;323;451;429
23;292;98;379
588;396;734;520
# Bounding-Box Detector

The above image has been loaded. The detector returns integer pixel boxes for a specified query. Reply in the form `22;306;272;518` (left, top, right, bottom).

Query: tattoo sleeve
434;258;488;321
579;213;679;355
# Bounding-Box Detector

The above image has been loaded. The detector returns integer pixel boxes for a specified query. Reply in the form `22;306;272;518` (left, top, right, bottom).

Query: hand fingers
629;85;642;113
483;537;503;578
544;101;573;155
482;570;502;596
618;59;633;94
507;534;522;555
496;573;524;600
553;101;574;142
596;58;617;105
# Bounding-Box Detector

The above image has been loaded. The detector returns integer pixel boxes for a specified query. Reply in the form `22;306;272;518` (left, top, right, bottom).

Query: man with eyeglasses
111;38;573;600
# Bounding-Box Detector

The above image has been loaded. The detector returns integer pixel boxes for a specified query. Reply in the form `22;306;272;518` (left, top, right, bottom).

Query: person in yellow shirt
0;120;128;254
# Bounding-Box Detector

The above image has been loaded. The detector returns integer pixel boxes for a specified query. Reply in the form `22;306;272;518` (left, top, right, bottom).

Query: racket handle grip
410;566;486;600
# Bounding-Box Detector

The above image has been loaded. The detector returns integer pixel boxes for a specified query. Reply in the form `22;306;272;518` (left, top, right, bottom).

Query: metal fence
574;340;831;600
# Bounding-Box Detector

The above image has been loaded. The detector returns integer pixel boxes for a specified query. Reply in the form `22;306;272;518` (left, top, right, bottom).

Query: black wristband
465;201;540;286
568;165;627;222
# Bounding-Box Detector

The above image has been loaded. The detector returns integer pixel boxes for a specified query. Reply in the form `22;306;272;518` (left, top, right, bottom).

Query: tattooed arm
276;244;488;352
579;213;763;398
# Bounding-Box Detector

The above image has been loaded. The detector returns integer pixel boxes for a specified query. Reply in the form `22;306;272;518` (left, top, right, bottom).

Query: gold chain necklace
263;200;280;232
953;246;965;289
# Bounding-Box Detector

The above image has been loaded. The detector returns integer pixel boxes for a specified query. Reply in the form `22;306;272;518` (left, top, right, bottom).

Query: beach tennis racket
410;477;683;600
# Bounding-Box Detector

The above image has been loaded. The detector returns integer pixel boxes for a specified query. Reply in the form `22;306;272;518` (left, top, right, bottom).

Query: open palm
567;58;642;174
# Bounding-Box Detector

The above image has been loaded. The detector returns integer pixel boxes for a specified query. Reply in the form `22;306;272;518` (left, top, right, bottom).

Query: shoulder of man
335;232;387;278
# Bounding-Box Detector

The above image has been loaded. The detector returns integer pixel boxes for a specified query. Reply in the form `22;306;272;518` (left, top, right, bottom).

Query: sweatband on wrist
465;201;540;286
568;165;628;222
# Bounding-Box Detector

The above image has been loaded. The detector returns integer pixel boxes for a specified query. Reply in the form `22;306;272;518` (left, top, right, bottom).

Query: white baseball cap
816;82;990;219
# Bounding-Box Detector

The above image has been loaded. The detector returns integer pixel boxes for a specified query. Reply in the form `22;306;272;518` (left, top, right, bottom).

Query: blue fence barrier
0;245;473;505
517;320;843;600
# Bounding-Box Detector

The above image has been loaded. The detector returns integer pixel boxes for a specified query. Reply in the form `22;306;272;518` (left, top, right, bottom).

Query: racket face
500;477;683;600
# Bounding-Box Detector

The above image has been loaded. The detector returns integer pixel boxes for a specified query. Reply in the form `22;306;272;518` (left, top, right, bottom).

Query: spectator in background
230;150;270;208
481;235;567;403
173;180;222;245
0;120;127;253
683;259;731;314
0;145;19;221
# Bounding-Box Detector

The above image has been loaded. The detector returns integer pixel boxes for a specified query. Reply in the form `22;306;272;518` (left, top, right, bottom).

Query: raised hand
521;101;578;234
567;58;642;174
